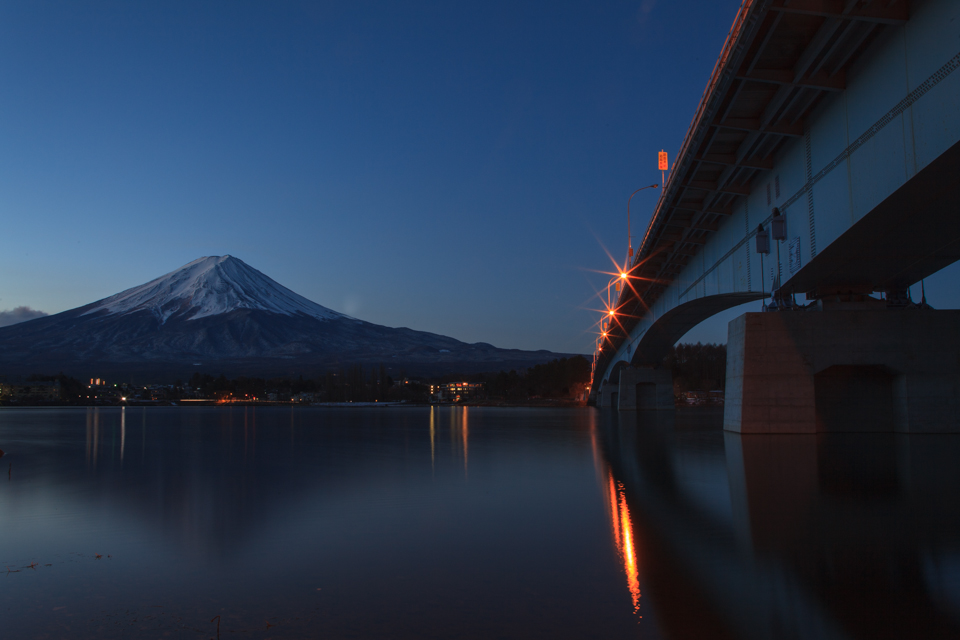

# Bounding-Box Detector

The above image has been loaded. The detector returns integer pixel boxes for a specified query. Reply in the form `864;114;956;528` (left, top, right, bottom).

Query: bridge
591;0;960;433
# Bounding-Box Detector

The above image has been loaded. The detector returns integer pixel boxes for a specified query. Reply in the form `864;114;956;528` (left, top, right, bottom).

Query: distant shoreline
0;399;588;409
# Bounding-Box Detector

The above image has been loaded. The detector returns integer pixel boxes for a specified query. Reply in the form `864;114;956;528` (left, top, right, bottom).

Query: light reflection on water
598;408;960;640
1;406;641;639
604;474;642;616
4;406;960;638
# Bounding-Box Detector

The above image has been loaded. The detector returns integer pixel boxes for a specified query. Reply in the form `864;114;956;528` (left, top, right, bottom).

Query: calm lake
2;406;959;639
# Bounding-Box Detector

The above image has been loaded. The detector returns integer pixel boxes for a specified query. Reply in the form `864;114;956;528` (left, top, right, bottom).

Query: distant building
429;382;483;403
145;385;174;401
0;380;61;401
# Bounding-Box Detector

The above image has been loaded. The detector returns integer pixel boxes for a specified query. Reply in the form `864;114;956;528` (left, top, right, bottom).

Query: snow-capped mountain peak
83;255;347;323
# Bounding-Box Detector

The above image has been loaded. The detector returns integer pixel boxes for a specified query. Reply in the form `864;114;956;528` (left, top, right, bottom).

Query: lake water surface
1;406;959;639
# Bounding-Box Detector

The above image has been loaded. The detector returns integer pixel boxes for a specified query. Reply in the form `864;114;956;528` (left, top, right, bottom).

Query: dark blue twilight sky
3;1;957;354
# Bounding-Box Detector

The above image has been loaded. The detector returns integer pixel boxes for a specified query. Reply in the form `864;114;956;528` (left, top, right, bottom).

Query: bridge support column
618;367;674;411
599;380;619;409
724;310;960;433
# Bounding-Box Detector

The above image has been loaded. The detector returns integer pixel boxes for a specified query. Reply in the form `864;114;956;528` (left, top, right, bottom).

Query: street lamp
627;184;659;263
596;182;659;364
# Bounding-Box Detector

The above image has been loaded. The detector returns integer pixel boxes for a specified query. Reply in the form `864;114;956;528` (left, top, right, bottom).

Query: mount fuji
0;256;569;379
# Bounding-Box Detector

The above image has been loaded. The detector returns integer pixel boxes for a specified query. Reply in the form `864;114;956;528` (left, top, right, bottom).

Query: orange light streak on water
462;406;469;478
617;484;642;614
120;406;126;466
604;471;642;616
429;406;435;471
608;475;623;551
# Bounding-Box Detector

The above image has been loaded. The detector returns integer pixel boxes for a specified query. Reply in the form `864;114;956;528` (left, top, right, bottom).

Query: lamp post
595;182;660;368
626;184;659;266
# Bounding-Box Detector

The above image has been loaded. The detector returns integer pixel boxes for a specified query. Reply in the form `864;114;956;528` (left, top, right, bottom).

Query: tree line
184;356;594;403
188;364;400;403
3;347;725;405
663;342;726;392
478;356;592;401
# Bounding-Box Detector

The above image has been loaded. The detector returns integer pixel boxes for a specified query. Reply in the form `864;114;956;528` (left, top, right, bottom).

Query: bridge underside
784;138;960;297
605;136;960;385
591;292;763;405
630;292;766;367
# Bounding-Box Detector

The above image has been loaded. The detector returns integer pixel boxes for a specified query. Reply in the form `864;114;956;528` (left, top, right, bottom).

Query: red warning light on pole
658;150;668;171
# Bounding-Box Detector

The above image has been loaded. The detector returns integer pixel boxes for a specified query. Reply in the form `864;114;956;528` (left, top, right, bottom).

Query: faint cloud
0;306;48;328
637;0;657;26
343;294;362;317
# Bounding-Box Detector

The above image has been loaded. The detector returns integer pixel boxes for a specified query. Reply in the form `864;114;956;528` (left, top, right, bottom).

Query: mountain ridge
0;256;575;379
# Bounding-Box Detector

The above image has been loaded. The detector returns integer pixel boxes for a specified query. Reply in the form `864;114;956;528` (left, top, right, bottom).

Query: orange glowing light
608;309;616;317
620;272;627;280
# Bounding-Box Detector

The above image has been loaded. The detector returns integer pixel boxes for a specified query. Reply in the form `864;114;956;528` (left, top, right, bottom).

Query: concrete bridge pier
598;367;674;410
598;379;618;409
724;310;960;434
617;367;674;411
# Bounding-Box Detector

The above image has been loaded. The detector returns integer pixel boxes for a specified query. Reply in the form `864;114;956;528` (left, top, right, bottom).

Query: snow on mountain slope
83;255;349;324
